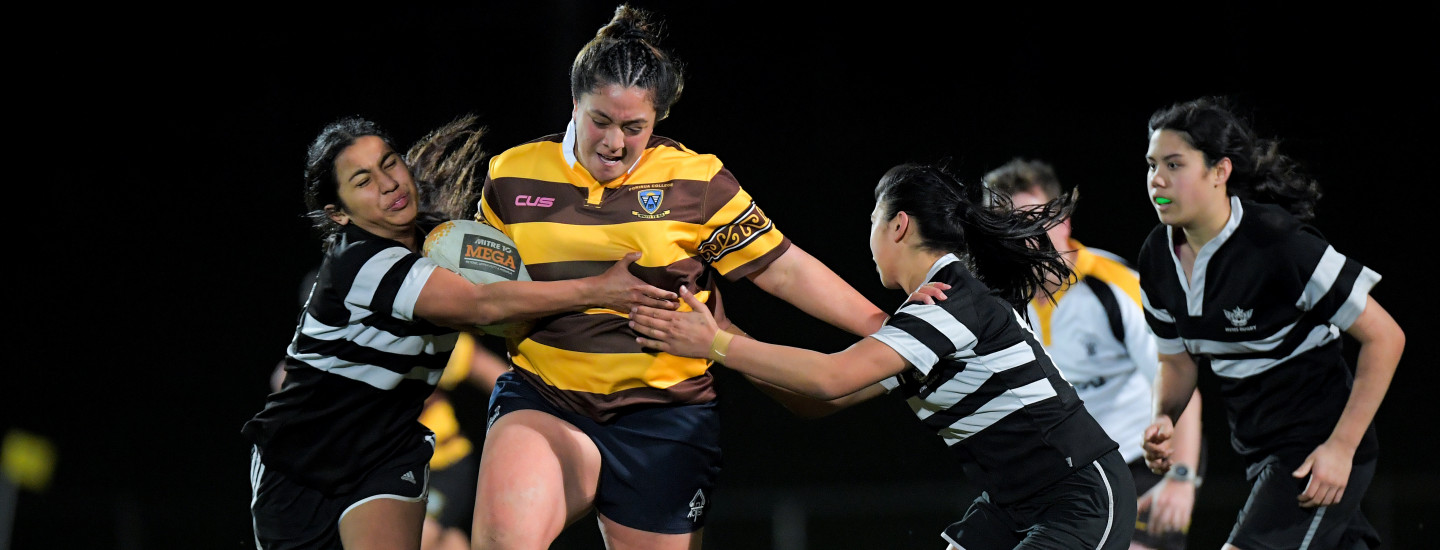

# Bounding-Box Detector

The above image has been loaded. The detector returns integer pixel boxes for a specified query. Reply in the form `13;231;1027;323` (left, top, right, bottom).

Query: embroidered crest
632;189;671;219
639;189;663;214
1224;306;1253;327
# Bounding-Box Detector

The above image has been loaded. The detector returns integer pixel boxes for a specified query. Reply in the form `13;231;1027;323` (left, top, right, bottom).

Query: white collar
561;118;643;177
912;253;961;295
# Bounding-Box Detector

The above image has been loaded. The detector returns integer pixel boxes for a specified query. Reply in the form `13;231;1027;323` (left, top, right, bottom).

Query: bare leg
598;514;704;550
339;497;426;550
471;410;602;550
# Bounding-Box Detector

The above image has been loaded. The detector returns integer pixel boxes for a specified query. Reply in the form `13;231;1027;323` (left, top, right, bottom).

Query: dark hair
1148;97;1321;221
302;116;402;250
406;113;489;225
570;4;685;121
982;158;1063;202
874;162;1075;311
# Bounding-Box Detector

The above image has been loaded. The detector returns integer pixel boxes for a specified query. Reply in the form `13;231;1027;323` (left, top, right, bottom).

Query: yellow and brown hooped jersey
478;124;790;422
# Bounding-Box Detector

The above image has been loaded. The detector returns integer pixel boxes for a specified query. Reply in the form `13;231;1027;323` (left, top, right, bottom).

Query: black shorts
1129;459;1189;550
943;449;1136;549
1228;455;1380;550
426;451;478;532
487;371;721;534
249;435;434;550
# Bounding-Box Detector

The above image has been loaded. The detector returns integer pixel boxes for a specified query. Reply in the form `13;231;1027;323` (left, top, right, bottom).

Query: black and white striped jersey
243;223;456;494
871;254;1116;504
1137;197;1380;470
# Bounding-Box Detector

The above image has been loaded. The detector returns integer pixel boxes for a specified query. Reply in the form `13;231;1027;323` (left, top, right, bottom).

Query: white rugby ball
423;219;533;338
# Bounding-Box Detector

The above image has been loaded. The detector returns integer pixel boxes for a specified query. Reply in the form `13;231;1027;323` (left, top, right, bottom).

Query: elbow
469;303;513;327
810;377;861;401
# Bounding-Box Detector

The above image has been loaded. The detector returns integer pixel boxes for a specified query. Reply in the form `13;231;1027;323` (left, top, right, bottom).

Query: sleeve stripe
1141;290;1175;324
347;247;410;321
870;326;939;375
1330;266;1381;330
394;258;437;321
1296;246;1347;311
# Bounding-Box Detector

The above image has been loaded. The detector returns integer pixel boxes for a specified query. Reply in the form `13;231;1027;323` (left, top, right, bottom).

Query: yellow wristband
709;330;735;363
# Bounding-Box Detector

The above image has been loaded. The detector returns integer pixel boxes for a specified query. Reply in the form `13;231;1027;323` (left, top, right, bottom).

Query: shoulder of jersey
629;136;725;184
489;135;561;174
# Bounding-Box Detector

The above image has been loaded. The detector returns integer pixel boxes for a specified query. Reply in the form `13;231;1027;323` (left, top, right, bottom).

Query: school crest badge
633;189;670;219
1224;306;1253;327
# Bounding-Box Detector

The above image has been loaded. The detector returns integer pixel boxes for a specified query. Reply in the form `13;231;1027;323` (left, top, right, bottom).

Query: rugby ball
423;219;533;338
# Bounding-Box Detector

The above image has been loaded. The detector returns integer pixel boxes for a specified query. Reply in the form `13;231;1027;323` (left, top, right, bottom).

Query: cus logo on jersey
633;189;671;219
686;489;706;522
515;195;554;207
1224;306;1256;332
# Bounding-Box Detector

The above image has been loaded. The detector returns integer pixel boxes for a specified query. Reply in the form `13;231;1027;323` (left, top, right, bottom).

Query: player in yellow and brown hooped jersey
470;5;889;550
479;131;787;422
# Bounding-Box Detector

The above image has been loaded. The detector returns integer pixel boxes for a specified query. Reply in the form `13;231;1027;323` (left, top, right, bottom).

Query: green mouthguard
1155;197;1172;205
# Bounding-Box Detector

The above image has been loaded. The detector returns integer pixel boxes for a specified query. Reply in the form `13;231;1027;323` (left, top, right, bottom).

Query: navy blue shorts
487;371;721;534
943;449;1136;549
1228;455;1379;550
250;434;434;550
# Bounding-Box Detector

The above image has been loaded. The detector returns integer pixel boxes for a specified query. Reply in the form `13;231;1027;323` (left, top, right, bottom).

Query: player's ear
893;211;911;243
325;204;349;225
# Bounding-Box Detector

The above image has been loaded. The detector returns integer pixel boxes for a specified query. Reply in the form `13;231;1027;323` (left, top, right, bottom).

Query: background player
1138;97;1404;549
984;158;1203;548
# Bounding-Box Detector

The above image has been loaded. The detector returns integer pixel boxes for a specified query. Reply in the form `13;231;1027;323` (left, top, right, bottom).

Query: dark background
8;2;1435;548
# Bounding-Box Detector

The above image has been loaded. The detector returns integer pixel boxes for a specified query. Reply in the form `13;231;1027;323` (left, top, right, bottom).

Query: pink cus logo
515;195;554;207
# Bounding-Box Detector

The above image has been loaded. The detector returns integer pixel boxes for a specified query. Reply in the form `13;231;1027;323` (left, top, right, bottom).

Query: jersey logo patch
633;189;670;219
686;489;707;522
1224;307;1256;332
515;194;554;208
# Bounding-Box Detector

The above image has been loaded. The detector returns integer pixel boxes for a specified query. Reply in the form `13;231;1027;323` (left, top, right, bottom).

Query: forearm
1170;389;1203;469
420;275;597;328
1154;353;1199;424
472;278;600;323
745;374;882;418
750;246;888;336
1329;337;1402;449
724;337;866;400
1328;297;1405;449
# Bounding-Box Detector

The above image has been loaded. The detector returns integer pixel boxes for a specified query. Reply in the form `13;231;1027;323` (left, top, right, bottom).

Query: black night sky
10;2;1435;548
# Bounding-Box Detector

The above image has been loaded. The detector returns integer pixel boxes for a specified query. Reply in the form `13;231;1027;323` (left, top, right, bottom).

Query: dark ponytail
874;162;1075;311
1148;96;1321;221
570;4;685;120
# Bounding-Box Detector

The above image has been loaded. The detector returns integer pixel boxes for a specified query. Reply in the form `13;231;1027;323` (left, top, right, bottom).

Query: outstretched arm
747;245;889;337
717;324;887;416
631;287;908;400
1293;296;1404;508
415;251;677;329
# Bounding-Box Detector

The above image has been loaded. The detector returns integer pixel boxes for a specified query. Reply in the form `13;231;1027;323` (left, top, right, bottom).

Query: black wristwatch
1165;464;1201;486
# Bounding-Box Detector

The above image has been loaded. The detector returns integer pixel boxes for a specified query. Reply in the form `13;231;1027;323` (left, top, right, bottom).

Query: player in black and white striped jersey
243;116;679;550
1138;97;1404;550
630;161;1136;549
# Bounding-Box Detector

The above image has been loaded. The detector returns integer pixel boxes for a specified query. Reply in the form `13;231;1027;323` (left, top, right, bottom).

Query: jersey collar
561;119;644;181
